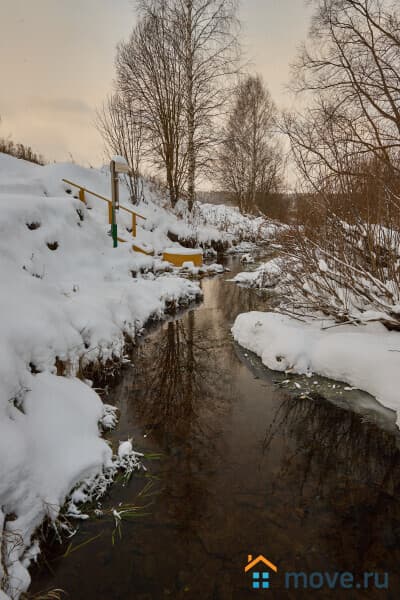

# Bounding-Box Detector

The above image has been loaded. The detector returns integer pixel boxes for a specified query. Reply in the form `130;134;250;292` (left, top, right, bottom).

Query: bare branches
116;5;188;207
96;94;145;204
114;0;240;209
279;0;400;328
287;0;400;190
218;74;283;214
174;0;240;209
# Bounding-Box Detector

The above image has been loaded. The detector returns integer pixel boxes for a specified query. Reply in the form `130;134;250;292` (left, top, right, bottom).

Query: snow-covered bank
232;312;400;426
230;257;283;288
194;203;281;245
0;149;279;598
0;375;111;597
0;154;202;599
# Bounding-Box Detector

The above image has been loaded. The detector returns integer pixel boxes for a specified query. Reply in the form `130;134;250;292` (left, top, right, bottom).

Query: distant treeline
0;137;46;166
198;190;293;223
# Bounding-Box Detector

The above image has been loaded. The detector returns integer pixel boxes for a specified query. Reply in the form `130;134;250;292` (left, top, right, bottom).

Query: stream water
31;257;400;599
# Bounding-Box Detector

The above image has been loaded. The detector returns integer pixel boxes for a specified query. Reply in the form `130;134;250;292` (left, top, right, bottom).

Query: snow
1;374;112;597
195;203;282;244
230;270;260;285
230;257;284;288
232;312;400;426
111;155;129;166
0;153;203;599
163;247;203;256
179;261;224;277
118;439;133;459
318;258;328;272
240;253;255;264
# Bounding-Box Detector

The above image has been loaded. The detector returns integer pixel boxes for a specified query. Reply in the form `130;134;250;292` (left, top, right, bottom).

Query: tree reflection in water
263;393;400;580
130;308;233;530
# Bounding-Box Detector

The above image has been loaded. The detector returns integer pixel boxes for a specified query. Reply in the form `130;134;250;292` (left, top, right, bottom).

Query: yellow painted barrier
163;248;203;267
62;179;146;237
116;237;155;257
133;242;155;256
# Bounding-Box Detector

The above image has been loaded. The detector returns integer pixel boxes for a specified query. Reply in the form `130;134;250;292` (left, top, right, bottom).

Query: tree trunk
166;150;177;207
185;0;196;212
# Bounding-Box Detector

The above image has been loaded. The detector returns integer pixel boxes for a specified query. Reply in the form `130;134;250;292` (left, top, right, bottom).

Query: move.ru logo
244;554;389;591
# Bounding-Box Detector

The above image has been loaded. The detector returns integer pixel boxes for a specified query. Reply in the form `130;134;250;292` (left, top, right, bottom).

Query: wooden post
108;201;113;225
132;214;137;238
110;161;118;248
78;188;86;204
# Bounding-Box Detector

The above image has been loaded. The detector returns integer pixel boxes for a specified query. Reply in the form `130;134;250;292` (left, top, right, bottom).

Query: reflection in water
263;394;400;582
130;309;233;531
31;259;400;600
134;311;230;442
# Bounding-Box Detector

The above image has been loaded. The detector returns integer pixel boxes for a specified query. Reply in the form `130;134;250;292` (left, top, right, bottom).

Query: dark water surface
32;258;400;599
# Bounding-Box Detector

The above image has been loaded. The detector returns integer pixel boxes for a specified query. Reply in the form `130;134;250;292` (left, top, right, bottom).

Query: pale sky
0;0;312;166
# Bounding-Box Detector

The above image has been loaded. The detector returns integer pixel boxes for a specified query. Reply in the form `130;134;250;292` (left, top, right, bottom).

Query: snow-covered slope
0;154;277;255
0;154;203;599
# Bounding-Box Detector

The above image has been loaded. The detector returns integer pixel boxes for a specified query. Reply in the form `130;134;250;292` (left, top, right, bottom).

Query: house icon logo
244;554;278;590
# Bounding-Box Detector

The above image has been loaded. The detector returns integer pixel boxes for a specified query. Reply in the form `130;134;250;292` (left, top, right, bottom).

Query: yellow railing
62;178;146;237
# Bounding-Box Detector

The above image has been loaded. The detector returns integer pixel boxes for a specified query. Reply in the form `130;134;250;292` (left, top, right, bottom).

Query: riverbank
230;253;400;428
30;256;400;599
0;154;200;599
0;151;281;599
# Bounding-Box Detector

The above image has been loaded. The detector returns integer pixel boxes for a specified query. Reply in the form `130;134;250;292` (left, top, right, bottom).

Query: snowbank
0;153;278;257
230;257;284;288
232;312;400;426
0;153;201;599
0;375;111;596
0;151;276;599
195;203;280;244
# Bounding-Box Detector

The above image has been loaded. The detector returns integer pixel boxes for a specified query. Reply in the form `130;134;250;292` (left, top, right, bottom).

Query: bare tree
218;75;283;214
286;0;400;195
278;0;400;327
96;93;144;204
116;6;187;207
135;0;240;210
175;0;240;210
0;115;46;165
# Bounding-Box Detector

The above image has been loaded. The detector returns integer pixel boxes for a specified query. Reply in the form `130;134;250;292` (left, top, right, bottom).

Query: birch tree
176;0;240;210
116;6;187;207
137;0;240;210
218;75;282;213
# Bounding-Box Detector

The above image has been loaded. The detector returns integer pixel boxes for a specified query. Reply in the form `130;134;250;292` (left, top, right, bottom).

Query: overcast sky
0;0;312;166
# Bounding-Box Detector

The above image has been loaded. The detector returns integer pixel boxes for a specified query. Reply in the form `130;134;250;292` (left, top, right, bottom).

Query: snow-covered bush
193;202;281;243
276;218;400;328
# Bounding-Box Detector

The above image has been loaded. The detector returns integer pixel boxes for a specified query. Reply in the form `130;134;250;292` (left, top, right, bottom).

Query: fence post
78;188;86;204
110;161;118;248
132;214;137;238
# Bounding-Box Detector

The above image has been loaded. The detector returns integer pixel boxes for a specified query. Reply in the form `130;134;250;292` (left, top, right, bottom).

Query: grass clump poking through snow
65;438;145;522
20;590;66;600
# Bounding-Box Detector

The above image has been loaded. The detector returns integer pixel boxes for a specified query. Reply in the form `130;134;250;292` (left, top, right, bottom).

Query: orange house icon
245;555;278;590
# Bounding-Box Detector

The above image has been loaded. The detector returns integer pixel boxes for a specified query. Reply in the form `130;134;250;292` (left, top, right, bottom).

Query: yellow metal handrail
62;178;146;237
